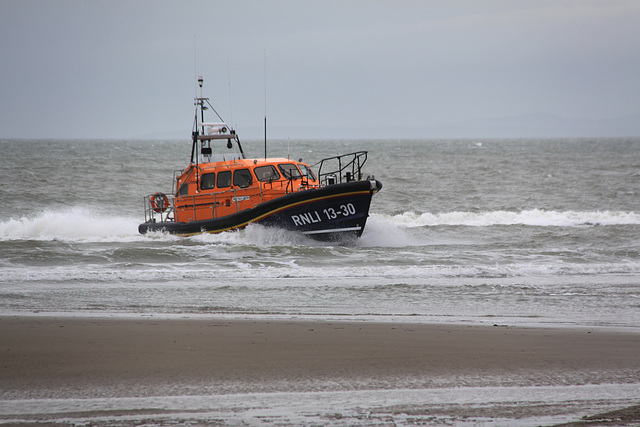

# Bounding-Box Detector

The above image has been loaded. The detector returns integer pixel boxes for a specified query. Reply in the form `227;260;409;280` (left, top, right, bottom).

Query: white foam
3;258;640;284
190;223;319;247
358;215;423;247
0;208;149;242
4;207;635;244
0;209;332;246
378;209;640;228
1;384;638;426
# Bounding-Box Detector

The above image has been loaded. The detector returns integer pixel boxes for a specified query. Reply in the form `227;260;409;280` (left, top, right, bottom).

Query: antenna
193;34;198;100
227;57;233;125
264;49;267;160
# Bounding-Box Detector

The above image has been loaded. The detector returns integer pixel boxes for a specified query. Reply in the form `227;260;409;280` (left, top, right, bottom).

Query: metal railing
313;151;368;187
144;184;268;223
143;193;175;223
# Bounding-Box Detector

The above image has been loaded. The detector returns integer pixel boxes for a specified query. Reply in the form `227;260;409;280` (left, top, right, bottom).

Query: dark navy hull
138;180;382;241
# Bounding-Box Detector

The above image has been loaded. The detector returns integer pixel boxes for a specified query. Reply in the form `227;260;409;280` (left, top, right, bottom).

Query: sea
1;137;639;425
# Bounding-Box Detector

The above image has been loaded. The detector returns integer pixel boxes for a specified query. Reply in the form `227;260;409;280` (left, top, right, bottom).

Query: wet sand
1;316;640;424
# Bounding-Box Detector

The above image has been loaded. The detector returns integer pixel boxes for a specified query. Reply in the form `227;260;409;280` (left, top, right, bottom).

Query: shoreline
3;310;640;333
3;315;640;397
2;315;640;425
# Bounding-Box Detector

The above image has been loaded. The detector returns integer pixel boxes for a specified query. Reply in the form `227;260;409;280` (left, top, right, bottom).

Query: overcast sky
1;0;639;139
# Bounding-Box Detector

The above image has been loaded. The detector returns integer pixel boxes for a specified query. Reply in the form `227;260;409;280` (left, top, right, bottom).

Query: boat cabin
172;158;319;223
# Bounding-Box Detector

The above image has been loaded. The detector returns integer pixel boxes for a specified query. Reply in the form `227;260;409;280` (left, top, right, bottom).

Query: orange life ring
150;192;169;213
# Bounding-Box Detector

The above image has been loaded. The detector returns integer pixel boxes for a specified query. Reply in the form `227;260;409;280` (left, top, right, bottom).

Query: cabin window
254;165;280;182
299;164;317;181
217;170;231;188
233;169;253;188
278;163;302;179
177;182;189;196
201;173;216;190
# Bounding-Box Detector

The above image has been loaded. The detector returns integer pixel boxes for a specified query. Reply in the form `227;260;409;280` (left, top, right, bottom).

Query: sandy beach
2;316;640;425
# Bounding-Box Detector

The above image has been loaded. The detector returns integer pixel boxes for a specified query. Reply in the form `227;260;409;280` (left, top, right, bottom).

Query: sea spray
380;209;640;228
0;207;142;242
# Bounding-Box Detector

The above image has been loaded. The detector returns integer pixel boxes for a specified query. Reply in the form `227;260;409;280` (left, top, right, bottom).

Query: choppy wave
380;209;640;228
2;139;640;329
0;208;151;242
2;385;639;426
3;259;640;284
3;208;637;244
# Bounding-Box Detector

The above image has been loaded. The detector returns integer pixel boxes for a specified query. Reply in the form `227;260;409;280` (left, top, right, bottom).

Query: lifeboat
138;77;382;241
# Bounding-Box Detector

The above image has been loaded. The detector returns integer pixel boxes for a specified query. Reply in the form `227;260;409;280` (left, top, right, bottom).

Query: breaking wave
0;208;144;242
378;209;640;228
2;208;638;243
3;259;640;284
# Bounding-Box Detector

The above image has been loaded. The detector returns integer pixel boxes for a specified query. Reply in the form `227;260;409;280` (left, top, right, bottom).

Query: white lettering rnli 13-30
291;203;356;226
